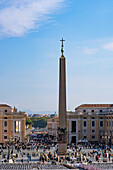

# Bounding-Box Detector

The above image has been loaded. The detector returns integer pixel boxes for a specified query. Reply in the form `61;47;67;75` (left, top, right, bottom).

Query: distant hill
22;109;57;115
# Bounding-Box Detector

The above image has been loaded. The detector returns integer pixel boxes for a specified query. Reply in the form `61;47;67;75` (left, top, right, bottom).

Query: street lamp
100;130;105;144
109;130;112;149
7;136;11;161
7;135;16;162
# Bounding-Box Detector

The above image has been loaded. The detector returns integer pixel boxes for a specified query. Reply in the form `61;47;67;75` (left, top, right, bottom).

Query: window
84;136;87;139
71;121;76;132
4;117;7;119
109;121;111;126
92;110;94;113
4;121;7;127
92;136;95;139
100;110;102;113
83;117;87;119
71;136;76;143
92;130;95;133
4;130;7;133
100;117;103;119
14;121;21;132
83;110;86;113
100;136;102;139
84;129;87;133
4;136;7;139
92;121;95;127
83;121;87;127
92;117;95;119
112;121;113;127
107;121;108;127
100;121;103;127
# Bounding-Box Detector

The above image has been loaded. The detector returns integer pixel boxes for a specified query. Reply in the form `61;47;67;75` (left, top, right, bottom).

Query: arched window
83;121;87;127
92;121;95;127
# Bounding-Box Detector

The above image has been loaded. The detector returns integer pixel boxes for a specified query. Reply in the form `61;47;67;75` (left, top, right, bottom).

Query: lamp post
7;135;16;162
7;136;11;161
101;130;108;145
109;130;112;149
100;130;105;144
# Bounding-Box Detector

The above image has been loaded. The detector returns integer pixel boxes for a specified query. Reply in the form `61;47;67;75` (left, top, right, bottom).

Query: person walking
12;158;14;163
109;153;111;162
21;159;23;163
29;155;31;161
27;157;29;163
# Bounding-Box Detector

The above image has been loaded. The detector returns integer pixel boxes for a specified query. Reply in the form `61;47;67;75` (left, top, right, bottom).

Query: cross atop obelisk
60;38;65;56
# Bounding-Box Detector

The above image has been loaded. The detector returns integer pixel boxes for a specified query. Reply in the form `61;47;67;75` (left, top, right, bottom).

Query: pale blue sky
0;0;113;112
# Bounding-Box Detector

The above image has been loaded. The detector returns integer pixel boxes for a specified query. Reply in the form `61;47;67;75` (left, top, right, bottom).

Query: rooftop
75;104;113;110
0;104;11;108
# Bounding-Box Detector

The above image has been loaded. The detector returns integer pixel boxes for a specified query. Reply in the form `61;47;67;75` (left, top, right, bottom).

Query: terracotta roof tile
0;104;11;108
75;104;113;110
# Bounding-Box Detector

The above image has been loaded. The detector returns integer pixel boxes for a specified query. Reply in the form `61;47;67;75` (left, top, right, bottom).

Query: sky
0;0;113;112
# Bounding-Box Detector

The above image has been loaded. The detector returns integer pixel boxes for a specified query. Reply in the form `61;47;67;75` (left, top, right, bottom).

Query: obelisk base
58;133;67;155
58;143;67;155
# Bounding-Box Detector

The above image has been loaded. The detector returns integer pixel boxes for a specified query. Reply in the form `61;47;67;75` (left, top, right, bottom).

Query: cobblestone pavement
0;163;69;170
37;164;69;169
89;163;113;170
0;163;32;170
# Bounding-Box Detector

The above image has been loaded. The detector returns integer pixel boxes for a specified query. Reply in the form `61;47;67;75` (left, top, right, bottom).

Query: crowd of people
0;133;112;167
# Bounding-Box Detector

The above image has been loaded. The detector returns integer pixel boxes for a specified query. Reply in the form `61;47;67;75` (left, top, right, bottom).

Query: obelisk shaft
58;39;67;155
59;57;67;128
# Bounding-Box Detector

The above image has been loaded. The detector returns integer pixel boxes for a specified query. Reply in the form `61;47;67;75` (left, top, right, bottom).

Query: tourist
109;153;111;162
12;158;14;163
21;159;23;163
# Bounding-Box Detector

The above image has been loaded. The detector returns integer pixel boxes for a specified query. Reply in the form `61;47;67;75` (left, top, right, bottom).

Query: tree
26;116;33;129
31;117;49;128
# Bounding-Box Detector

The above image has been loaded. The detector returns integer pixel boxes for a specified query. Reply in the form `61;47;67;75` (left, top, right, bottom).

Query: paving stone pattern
90;163;113;170
38;164;68;169
0;163;69;170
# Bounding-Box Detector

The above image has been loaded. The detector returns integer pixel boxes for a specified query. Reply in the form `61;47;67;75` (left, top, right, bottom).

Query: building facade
47;104;113;145
47;117;58;137
0;104;26;144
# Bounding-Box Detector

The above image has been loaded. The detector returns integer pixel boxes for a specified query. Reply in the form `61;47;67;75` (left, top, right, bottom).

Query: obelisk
58;38;67;155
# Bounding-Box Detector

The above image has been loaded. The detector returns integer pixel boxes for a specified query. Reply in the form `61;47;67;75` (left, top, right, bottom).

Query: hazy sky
0;0;113;112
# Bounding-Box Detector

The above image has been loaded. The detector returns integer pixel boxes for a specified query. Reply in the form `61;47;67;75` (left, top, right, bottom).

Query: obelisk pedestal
58;39;67;155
